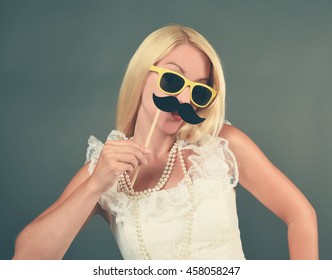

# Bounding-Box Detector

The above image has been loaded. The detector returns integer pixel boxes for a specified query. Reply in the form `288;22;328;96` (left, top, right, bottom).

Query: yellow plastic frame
149;65;217;108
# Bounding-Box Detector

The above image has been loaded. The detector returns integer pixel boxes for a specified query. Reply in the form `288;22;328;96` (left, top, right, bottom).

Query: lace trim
85;125;239;219
180;135;239;188
85;130;127;175
85;135;103;175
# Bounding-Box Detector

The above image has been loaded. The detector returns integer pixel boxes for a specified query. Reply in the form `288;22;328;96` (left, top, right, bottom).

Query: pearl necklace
118;141;178;195
117;141;195;259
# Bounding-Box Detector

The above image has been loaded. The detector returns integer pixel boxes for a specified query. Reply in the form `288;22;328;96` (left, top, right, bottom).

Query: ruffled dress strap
222;120;239;187
218;136;239;187
178;120;239;189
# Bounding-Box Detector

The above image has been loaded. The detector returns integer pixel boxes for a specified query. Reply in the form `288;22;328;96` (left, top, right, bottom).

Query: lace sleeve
223;120;239;187
85;135;104;175
221;139;239;188
180;133;239;189
85;130;127;175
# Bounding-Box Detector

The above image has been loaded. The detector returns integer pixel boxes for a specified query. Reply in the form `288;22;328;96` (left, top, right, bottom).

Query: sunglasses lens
192;86;213;107
160;73;185;93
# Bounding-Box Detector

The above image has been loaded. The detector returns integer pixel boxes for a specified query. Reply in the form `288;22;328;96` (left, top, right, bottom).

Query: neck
132;110;177;160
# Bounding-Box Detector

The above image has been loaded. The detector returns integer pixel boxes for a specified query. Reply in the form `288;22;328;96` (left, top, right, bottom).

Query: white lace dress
85;130;245;260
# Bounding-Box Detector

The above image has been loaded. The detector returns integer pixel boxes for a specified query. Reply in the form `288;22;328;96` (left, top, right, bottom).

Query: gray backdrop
1;0;331;260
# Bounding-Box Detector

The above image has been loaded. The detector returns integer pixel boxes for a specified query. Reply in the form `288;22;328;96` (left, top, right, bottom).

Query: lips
171;111;182;121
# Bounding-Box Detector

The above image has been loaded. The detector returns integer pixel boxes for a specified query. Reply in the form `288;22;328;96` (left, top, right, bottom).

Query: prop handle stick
130;109;161;188
144;109;161;147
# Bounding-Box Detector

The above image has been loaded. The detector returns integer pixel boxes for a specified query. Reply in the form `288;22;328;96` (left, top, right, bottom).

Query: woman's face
139;43;212;135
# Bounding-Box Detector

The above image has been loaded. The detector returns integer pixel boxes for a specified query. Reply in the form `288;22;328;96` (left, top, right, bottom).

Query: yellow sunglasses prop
149;65;217;108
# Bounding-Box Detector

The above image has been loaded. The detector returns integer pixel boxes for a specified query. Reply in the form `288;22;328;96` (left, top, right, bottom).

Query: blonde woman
13;25;318;260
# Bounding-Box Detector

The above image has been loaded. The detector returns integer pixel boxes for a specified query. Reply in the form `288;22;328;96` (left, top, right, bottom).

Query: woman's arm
12;163;105;260
13;137;149;260
220;124;318;259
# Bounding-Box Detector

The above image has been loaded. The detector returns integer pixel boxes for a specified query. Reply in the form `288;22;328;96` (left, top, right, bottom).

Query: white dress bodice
85;130;245;260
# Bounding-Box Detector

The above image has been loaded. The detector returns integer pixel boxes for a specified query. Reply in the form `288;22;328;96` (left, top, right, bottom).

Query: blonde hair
116;25;226;144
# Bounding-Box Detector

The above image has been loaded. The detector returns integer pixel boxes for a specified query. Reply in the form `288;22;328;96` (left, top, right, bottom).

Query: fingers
111;153;141;170
105;138;150;152
104;139;150;166
115;161;135;175
90;139;150;193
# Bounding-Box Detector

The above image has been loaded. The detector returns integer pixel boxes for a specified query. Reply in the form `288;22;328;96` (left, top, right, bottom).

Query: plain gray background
1;0;331;260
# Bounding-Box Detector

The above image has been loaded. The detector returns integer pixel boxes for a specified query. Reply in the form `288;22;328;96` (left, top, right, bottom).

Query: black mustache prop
152;93;205;124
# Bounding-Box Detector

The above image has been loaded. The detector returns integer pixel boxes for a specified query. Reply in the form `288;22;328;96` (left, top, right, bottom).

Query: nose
177;86;191;105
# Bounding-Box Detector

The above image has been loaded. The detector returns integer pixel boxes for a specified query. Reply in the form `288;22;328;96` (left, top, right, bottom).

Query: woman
13;25;318;260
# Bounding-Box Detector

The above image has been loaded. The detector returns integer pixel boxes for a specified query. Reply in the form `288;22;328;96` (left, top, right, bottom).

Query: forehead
156;44;211;79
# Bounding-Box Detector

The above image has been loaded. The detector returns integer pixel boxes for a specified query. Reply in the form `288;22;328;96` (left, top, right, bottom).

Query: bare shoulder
218;123;252;151
218;123;266;173
218;123;289;197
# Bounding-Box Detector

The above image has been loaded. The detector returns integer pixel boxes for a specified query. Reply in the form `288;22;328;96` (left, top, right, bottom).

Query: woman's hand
89;139;150;193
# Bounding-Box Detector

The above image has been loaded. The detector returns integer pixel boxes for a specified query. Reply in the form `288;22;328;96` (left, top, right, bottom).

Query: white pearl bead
118;140;194;259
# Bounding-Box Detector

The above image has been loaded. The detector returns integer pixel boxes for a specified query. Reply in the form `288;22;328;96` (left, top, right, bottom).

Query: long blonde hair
116;25;226;144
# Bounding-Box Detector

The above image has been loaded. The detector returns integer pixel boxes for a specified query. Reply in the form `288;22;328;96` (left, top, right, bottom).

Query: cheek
141;77;158;110
142;74;170;100
141;75;167;108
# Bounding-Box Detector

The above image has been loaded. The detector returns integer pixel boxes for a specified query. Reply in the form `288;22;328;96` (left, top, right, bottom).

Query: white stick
130;109;161;188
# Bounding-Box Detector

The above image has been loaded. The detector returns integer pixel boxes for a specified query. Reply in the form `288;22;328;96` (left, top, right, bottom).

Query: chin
158;121;183;136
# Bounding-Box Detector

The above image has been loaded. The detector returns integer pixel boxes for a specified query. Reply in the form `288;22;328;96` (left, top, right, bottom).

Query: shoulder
218;123;251;149
218;123;263;170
